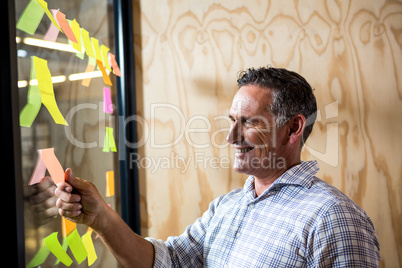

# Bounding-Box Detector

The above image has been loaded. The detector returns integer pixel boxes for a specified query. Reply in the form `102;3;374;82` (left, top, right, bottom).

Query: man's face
227;85;287;177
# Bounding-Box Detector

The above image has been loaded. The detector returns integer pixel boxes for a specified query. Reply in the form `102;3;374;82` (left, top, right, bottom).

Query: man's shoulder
306;177;370;220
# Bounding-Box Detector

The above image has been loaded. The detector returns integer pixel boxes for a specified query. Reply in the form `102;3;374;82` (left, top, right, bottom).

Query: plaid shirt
146;161;380;267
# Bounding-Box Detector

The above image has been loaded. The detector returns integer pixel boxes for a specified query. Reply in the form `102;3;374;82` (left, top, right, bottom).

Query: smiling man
55;66;380;267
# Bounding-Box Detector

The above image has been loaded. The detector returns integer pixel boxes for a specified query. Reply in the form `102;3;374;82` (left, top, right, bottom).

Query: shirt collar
243;160;320;198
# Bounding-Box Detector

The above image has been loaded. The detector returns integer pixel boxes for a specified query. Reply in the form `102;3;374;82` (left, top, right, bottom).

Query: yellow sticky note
33;56;68;125
82;230;97;266
101;45;111;71
81;28;95;59
36;0;62;32
70;19;81;52
91;37;102;62
106;171;114;197
44;232;73;266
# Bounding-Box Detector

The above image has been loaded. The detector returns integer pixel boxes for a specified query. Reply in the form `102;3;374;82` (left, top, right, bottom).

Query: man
55;67;380;267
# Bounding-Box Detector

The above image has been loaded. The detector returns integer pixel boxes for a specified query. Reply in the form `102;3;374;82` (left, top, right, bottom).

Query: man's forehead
230;85;272;117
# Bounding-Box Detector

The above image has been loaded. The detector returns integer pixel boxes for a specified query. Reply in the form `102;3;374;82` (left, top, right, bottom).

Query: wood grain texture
133;0;402;266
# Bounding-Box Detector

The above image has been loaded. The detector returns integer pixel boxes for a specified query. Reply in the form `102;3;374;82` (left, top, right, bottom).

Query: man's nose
227;121;243;144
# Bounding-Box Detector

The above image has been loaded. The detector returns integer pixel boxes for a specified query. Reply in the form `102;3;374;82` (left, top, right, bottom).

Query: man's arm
55;169;154;268
306;202;380;267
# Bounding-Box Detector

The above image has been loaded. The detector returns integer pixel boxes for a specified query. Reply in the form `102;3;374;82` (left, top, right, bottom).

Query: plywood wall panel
133;0;402;266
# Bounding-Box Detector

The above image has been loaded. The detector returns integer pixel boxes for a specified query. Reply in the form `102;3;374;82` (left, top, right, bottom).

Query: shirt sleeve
306;201;380;267
145;195;224;267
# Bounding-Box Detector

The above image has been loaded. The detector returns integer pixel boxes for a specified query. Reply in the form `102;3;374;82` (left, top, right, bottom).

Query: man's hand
23;176;58;225
55;168;109;230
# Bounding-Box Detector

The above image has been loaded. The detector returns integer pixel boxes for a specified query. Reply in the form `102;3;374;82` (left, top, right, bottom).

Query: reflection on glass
15;0;119;266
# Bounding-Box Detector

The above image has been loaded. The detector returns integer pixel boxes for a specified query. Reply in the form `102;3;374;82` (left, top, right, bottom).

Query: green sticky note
44;232;73;266
54;236;68;265
16;0;45;35
103;127;117;152
82;231;97;266
66;229;88;264
19;59;41;127
108;127;117;152
26;240;50;268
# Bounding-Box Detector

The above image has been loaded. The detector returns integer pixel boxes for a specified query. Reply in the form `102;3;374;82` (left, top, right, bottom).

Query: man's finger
56;198;82;211
54;187;81;203
59;208;81;218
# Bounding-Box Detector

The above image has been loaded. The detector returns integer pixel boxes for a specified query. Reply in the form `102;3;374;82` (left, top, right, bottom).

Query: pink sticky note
103;87;113;113
41;148;64;184
108;53;121;77
43;9;60;42
29;150;47;185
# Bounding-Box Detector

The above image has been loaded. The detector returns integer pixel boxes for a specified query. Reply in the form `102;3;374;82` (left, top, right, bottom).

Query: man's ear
288;114;306;145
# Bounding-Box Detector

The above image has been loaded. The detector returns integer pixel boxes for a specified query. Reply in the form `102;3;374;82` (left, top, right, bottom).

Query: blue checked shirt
146;161;380;267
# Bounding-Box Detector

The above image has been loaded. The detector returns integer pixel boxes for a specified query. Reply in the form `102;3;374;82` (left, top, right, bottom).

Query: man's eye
244;119;256;127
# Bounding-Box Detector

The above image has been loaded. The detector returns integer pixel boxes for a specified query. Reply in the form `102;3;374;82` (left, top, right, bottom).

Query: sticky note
36;0;62;32
53;236;68;265
70;19;81;52
91;38;102;62
81;60;96;87
56;11;77;43
43;9;60;42
97;60;112;86
44;232;73;266
106;171;114;197
62;217;76;237
16;0;44;35
66;229;88;264
101;45;111;71
103;87;113;113
29;150;47;185
82;28;95;59
108;53;121;77
19;59;41;127
103;127;117;152
26;240;50;268
33;56;68;125
41;148;64;184
82;230;97;266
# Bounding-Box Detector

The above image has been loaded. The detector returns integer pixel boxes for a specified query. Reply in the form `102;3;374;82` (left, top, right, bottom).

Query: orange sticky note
81;61;96;87
108;53;121;77
101;45;111;71
41;148;64;184
56;11;77;43
97;60;112;86
62;217;76;238
106;171;114;197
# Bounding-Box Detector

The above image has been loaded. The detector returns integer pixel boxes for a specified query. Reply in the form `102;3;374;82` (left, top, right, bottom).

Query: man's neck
253;160;301;197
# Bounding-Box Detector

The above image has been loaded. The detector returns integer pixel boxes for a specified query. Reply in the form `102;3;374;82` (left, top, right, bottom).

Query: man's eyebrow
228;114;252;122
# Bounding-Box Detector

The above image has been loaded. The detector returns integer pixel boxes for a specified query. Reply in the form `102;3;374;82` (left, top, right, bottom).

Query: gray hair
237;66;317;146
